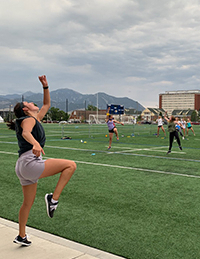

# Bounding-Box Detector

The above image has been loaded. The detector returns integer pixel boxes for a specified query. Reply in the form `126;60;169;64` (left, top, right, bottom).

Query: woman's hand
32;142;45;157
38;75;48;88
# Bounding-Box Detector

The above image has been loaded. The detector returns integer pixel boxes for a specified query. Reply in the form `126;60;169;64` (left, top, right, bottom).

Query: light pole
85;100;86;123
9;105;13;121
96;93;98;123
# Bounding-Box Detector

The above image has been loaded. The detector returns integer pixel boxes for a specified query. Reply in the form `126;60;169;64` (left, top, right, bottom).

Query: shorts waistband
20;149;34;158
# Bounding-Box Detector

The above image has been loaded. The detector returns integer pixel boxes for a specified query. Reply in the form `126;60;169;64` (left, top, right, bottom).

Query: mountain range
0;88;144;112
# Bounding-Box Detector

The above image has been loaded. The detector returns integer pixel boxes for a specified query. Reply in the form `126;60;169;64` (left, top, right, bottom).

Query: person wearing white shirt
156;116;166;137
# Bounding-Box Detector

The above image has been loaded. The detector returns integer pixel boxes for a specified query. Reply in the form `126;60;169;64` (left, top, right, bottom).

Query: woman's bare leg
39;159;76;200
191;128;195;135
19;183;37;237
161;126;166;136
157;127;160;136
108;133;113;148
183;128;185;137
114;128;119;140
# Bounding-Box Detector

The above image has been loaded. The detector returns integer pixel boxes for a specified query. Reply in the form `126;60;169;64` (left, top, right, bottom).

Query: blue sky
0;0;200;107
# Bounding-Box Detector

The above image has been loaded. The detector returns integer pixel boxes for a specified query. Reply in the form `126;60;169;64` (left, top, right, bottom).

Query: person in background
164;112;182;154
106;107;124;150
181;117;186;137
187;118;195;136
156;115;166;137
175;117;184;140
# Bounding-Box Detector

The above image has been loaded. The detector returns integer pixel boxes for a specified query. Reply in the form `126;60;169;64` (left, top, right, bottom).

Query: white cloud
125;77;147;83
1;0;200;107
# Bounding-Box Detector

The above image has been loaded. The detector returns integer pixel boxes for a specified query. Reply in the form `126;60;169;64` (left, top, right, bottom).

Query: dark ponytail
7;102;26;130
7;120;16;130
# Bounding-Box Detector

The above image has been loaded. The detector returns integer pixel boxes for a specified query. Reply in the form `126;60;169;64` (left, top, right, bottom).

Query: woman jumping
7;75;76;246
106;107;124;150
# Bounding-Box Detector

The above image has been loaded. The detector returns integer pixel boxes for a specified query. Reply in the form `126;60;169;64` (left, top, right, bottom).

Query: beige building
159;90;200;115
141;108;165;122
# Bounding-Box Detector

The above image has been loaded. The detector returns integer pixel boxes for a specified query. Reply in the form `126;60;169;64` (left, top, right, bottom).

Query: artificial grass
1;123;200;258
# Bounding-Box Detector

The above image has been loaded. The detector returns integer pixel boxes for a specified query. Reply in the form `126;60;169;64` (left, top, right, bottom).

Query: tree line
44;104;98;122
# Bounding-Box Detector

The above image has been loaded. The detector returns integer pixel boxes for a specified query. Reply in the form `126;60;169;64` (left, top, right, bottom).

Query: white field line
58;132;88;135
89;132;105;135
108;146;137;149
115;149;185;154
0;151;18;156
0;141;17;144
0;141;90;152
47;130;63;133
46;134;62;137
147;146;168;149
45;145;176;154
45;145;91;152
109;145;168;150
60;131;80;134
0;150;199;179
74;160;200;179
0;136;15;138
107;145;185;154
0;141;196;162
61;131;85;134
146;149;186;154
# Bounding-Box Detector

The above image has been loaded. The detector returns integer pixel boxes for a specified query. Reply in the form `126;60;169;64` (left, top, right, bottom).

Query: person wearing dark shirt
164;112;182;154
7;75;76;246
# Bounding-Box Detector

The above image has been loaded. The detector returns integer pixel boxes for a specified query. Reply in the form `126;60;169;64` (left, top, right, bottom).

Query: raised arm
37;75;51;121
164;111;169;122
113;120;124;125
106;106;110;122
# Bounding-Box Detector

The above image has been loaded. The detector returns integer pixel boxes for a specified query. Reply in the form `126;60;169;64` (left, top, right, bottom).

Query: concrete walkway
0;218;126;259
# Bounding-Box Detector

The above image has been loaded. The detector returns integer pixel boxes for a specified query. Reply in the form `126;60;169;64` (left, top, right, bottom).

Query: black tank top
15;116;46;157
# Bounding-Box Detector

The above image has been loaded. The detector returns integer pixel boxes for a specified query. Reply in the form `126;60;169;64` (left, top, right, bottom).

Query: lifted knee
62;161;76;180
65;160;76;174
70;161;77;172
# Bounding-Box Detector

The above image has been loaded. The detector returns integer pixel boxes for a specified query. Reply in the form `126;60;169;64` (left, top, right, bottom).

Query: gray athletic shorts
15;150;46;186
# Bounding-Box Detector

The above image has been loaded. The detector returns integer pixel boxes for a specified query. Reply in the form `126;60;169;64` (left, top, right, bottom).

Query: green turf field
0;122;200;259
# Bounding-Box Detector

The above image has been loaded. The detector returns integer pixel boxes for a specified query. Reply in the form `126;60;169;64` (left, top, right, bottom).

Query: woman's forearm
43;87;51;107
22;130;39;146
